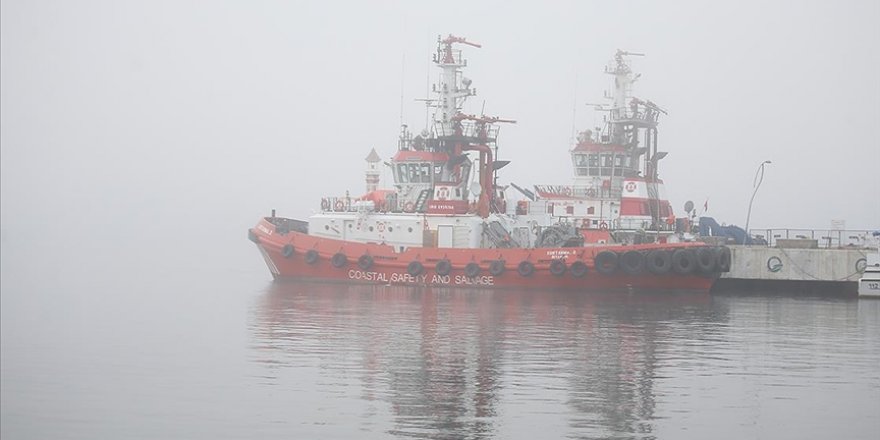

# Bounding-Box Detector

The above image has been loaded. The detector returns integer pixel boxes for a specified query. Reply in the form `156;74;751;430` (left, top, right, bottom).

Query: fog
2;0;878;254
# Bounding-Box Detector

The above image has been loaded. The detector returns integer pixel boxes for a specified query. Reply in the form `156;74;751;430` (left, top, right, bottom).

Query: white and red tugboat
249;37;729;291
525;50;683;245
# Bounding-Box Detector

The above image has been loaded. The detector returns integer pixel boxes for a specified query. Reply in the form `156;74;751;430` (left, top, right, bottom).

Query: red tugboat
248;36;729;291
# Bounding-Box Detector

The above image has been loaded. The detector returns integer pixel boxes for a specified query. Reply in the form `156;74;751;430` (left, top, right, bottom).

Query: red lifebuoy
321;198;330;211
563;186;572;196
377;222;385;232
334;200;345;211
404;202;415;212
599;221;609;230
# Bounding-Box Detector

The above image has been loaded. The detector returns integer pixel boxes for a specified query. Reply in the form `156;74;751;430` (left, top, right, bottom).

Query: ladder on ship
414;189;433;213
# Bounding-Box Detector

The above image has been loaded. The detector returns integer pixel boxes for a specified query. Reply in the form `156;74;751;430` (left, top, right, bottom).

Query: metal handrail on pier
749;228;878;249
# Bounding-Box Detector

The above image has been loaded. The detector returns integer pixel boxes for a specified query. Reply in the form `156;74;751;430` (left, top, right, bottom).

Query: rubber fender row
600;246;731;275
282;245;731;276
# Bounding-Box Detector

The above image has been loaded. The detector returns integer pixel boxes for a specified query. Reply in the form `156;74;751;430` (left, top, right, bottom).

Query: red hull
250;218;718;292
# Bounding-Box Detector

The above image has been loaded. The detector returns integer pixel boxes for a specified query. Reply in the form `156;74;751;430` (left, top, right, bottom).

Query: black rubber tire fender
570;261;588;278
620;250;645;275
331;252;348;269
695;247;716;272
646;249;672;274
407;261;424;276
715;246;732;272
305;249;320;265
549;259;567;277
594;250;619;275
435;259;452;276
464;262;481;278
517;261;535;277
358;254;374;270
281;244;294;259
671;248;696;275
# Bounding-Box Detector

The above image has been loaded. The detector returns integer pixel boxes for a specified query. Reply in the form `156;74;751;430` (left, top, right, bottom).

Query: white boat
859;250;880;298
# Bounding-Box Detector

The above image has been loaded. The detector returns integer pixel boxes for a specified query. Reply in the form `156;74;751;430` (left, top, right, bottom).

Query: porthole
408;227;413;233
388;227;394;232
369;226;374;232
324;225;329;230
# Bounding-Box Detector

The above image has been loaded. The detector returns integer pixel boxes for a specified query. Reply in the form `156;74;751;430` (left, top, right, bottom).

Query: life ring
407;261;424;276
570;261;588;278
464;262;481;278
321;198;331;211
549;259;567;277
714;246;731;272
766;256;783;273
599;221;609;231
435;259;452;276
594;250;618;275
377;222;385;232
646;249;672;274
695;247;716;272
281;244;294;258
671;248;696;275
856;258;868;273
305;249;320;265
358;254;374;270
436;187;450;200
404;202;415;212
489;260;505;276
331;252;348;268
517;261;535;277
563;187;572;196
620;250;645;275
334;200;345;211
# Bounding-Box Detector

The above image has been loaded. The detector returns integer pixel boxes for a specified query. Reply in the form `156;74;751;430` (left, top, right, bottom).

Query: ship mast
432;35;481;135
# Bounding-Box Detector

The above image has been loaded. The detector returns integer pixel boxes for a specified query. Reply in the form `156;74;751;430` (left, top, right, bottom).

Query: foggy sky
2;0;878;244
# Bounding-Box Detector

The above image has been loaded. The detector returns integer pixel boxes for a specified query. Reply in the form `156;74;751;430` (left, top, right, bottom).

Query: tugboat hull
250;218;720;292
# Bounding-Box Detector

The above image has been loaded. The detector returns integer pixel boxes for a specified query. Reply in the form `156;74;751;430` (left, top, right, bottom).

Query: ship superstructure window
395;163;436;184
396;164;408;183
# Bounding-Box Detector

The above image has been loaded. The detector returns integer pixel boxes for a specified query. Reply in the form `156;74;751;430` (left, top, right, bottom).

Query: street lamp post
744;160;771;244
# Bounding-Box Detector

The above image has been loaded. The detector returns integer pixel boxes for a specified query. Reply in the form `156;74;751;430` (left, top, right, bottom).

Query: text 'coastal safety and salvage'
348;269;495;286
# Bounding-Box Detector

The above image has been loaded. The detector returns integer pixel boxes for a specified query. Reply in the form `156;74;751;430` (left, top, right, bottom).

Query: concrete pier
712;245;873;295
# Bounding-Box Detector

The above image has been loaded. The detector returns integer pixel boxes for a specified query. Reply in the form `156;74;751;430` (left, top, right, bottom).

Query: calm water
2;237;879;439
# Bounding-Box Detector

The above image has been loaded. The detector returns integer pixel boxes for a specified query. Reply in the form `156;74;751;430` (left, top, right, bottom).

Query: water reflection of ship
251;282;721;437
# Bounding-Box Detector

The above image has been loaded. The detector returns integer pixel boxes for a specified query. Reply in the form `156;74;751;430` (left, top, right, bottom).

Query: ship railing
320;196;377;213
434;49;464;66
433;121;501;143
266;216;309;234
613;218;676;232
570;186;623;199
748;228;879;249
